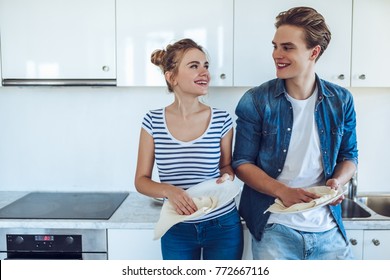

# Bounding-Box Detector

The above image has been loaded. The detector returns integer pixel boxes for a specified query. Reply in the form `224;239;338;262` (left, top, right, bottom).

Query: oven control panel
7;234;82;252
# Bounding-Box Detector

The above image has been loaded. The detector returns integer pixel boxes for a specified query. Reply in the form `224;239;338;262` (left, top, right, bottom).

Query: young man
232;7;358;260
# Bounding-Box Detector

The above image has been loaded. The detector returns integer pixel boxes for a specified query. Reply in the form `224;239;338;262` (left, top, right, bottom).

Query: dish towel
264;186;339;213
154;196;218;240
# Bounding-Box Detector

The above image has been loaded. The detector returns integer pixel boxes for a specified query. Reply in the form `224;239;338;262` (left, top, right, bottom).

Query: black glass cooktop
0;192;129;220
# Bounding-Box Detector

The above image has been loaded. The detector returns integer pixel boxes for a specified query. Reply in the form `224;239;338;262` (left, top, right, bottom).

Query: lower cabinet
242;227;252;260
346;230;364;259
346;229;390;260
107;229;162;260
363;230;390;260
108;227;252;260
108;228;388;260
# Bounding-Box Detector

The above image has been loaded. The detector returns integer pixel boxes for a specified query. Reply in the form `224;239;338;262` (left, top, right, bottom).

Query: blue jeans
252;223;354;260
161;209;243;260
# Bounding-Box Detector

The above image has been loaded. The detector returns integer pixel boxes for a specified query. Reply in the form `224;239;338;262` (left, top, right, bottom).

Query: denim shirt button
287;128;291;131
283;149;287;153
278;169;282;172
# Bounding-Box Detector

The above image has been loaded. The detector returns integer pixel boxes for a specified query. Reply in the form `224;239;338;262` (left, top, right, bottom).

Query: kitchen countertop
1;191;390;230
0;191;161;230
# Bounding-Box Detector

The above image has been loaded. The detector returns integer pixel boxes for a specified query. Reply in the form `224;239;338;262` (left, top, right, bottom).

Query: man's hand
326;178;344;206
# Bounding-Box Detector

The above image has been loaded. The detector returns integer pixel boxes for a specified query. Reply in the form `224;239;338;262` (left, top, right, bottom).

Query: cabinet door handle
358;74;366;80
349;238;358;246
372;239;380;246
338;74;345;80
220;73;226;80
102;66;110;72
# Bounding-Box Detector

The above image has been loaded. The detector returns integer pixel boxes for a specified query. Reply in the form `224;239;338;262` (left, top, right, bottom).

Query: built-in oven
0;228;108;260
0;192;129;260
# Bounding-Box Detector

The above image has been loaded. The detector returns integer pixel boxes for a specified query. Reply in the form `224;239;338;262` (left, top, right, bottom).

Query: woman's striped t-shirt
142;107;236;222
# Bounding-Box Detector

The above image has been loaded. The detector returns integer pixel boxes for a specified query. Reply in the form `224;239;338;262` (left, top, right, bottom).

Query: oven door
2;252;107;260
0;228;107;260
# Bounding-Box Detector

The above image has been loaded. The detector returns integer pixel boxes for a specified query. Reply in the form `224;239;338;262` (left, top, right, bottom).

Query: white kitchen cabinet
351;0;390;87
346;229;390;260
363;230;390;260
108;227;252;260
116;0;233;87
0;0;116;83
242;227;252;260
234;0;352;87
346;229;364;260
107;229;162;260
0;43;2;87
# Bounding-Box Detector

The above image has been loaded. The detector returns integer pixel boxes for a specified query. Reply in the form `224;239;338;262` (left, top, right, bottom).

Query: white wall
0;86;173;192
0;86;389;194
351;88;390;193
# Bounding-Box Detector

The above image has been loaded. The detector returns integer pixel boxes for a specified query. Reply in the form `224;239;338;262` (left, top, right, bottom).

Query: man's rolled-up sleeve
232;90;263;170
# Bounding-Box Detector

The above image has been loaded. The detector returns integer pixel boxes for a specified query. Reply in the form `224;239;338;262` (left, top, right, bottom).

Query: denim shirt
232;75;358;242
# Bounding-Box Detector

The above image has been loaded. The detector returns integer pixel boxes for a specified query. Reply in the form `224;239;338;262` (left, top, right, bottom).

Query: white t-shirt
267;87;336;232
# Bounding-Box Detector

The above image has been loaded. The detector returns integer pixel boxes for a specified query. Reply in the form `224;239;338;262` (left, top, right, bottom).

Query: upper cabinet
351;0;390;87
0;0;388;88
0;41;2;87
0;0;116;85
116;0;233;87
234;0;352;87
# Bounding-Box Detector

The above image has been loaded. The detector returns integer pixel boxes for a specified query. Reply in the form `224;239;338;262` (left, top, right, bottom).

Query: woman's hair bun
151;49;165;68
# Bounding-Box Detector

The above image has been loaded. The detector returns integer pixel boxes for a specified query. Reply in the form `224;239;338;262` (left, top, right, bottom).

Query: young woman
134;38;243;260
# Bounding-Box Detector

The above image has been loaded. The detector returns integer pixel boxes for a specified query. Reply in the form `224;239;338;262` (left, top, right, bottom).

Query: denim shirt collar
274;74;335;100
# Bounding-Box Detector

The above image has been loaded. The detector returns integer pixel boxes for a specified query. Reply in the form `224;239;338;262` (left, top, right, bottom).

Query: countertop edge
1;191;390;230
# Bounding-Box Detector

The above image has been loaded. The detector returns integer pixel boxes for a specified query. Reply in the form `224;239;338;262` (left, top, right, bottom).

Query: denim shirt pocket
331;125;344;148
261;126;278;153
331;126;344;137
262;125;278;136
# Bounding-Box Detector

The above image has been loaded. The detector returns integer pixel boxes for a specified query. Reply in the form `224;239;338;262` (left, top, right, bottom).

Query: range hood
2;79;116;87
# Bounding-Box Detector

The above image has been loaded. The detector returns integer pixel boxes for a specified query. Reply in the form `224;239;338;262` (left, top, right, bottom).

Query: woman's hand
165;186;198;215
216;173;234;184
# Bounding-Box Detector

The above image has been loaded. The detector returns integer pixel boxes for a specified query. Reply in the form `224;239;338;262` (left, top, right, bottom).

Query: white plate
265;185;348;214
186;178;241;211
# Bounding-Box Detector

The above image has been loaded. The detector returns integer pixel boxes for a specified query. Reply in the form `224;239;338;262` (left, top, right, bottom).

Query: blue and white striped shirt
142;107;236;222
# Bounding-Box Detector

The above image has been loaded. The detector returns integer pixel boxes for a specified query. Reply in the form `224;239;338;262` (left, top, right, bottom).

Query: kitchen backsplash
0;86;389;194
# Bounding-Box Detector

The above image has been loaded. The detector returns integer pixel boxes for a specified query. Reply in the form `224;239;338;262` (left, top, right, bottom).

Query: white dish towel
264;185;346;214
154;196;218;240
153;179;241;240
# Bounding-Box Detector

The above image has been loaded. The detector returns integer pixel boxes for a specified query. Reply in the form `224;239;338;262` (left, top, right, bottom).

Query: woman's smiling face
170;48;210;96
